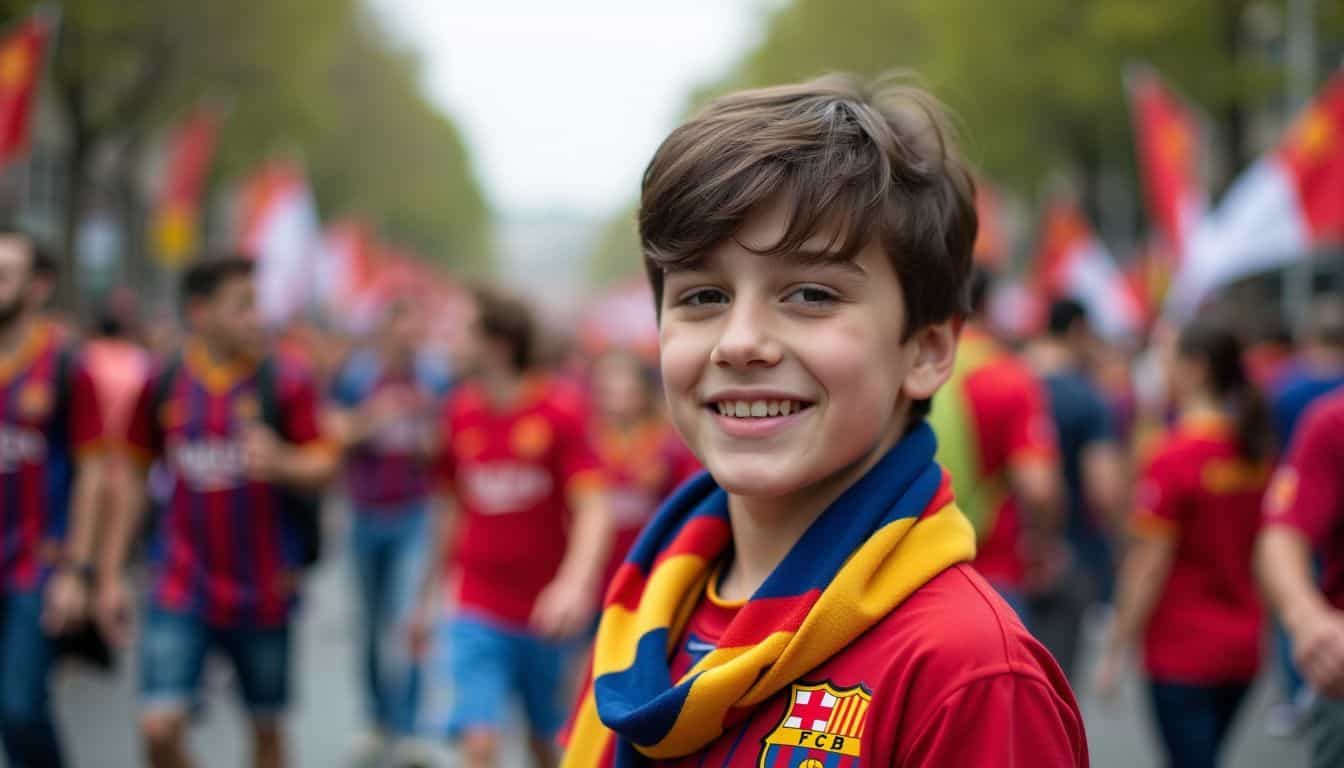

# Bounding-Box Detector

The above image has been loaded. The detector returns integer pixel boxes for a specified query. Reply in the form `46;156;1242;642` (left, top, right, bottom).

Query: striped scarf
563;422;976;767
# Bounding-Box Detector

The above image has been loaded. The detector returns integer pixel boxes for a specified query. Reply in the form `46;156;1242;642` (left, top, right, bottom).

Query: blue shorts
139;606;292;718
439;613;574;739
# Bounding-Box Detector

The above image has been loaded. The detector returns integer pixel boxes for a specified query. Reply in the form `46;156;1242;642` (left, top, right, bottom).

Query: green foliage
0;0;491;276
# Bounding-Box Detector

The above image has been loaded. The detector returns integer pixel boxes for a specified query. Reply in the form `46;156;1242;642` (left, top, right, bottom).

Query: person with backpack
95;255;337;768
0;231;105;767
326;295;452;766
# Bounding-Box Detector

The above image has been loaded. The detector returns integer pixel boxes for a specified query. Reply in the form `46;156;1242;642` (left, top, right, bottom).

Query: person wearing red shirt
97;257;338;768
562;75;1085;768
588;348;699;593
0;231;104;767
412;286;611;768
1258;387;1344;768
930;269;1064;620
1096;323;1272;768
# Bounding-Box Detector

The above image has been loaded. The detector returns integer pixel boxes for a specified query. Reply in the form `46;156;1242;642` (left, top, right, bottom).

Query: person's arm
95;377;156;648
244;372;338;491
1082;441;1129;535
1258;408;1344;697
408;489;461;657
530;482;612;639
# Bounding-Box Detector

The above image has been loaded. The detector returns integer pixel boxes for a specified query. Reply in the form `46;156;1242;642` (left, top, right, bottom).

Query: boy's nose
709;299;781;370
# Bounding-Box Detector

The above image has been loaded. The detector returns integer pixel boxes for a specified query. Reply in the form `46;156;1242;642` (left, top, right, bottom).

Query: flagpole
1283;0;1315;330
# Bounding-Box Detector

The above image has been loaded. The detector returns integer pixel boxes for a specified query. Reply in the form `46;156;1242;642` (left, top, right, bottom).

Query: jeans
1148;680;1249;768
1306;693;1344;768
0;590;61;767
140;606;293;716
350;501;430;736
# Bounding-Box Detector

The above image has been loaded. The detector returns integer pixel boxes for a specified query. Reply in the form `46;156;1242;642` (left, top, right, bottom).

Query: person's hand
241;423;287;482
1291;606;1344;698
1022;533;1069;595
95;572;136;648
1091;649;1125;702
407;593;438;660
42;569;88;635
530;576;597;640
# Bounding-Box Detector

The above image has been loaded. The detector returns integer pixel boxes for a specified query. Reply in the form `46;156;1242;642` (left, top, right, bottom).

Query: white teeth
713;399;808;418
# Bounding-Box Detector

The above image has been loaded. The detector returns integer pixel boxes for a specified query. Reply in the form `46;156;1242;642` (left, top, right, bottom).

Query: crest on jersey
234;395;260;424
17;382;50;420
510;415;552;459
759;681;871;768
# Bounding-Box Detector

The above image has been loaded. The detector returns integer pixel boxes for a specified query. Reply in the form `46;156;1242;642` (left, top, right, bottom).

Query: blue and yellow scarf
563;422;976;767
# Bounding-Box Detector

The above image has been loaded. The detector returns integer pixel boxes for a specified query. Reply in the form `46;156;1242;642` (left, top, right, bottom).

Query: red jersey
436;375;603;627
594;419;699;593
653;564;1086;767
1264;389;1344;610
1132;413;1268;683
126;343;326;627
0;322;102;592
960;330;1058;588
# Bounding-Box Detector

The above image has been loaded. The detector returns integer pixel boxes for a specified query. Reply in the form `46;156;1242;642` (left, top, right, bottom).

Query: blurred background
0;0;1341;766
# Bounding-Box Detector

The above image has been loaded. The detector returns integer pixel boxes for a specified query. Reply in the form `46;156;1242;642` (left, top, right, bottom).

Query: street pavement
36;513;1313;767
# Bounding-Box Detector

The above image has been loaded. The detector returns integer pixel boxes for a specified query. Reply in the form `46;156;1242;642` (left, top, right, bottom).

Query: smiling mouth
705;399;815;419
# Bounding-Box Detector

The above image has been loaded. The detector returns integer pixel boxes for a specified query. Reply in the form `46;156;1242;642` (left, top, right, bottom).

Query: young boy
413;286;611;768
97;256;337;768
0;231;104;767
563;74;1087;767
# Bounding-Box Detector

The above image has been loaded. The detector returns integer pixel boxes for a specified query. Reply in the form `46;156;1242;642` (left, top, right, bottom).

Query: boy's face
658;199;956;500
191;275;261;357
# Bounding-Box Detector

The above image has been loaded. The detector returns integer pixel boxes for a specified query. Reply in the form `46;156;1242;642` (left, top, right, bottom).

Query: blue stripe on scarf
756;423;939;598
623;471;726;572
595;628;695;746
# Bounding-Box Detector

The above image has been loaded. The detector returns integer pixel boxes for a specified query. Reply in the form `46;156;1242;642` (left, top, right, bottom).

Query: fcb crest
759;681;871;767
16;383;51;420
510;415;552;459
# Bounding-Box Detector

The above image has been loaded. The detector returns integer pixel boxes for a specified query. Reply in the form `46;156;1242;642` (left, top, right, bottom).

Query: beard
0;296;24;330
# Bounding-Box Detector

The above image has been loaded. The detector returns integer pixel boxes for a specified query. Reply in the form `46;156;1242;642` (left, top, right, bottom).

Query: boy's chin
705;457;819;500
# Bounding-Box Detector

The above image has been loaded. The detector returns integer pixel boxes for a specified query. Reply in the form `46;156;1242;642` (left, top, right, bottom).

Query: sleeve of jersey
124;377;159;467
1007;375;1059;469
1265;406;1343;546
69;362;105;457
1132;448;1183;540
556;409;604;497
432;400;457;494
899;673;1088;767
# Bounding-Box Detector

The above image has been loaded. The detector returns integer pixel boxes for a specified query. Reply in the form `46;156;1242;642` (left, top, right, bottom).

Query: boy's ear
901;321;959;401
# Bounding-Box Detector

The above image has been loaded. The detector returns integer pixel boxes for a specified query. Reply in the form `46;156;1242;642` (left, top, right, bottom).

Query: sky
371;0;767;218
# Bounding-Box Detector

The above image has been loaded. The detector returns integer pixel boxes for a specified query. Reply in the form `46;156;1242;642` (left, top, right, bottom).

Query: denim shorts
139;606;292;717
439;613;575;739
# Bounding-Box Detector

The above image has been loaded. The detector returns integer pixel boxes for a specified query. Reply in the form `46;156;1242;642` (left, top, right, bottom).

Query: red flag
0;14;51;169
1034;198;1143;340
1167;69;1344;320
152;109;219;267
972;180;1007;269
1126;65;1205;264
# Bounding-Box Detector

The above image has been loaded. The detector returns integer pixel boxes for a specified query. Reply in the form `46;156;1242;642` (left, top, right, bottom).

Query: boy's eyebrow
782;247;868;277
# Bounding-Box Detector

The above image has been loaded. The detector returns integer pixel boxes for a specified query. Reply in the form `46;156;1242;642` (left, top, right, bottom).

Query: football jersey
946;327;1059;589
648;564;1087;767
1132;413;1268;683
1264;389;1344;610
594;419;700;593
330;350;453;508
125;342;326;628
435;375;603;627
0;322;103;592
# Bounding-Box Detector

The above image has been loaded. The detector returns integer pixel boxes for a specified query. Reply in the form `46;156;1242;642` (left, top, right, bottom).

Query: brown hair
469;283;536;372
639;72;977;338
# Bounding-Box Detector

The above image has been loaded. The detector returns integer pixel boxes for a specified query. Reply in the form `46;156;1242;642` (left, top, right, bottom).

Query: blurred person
84;309;152;543
1245;315;1297;393
96;256;338;768
1095;322;1272;768
410;285;611;768
1258;387;1344;768
327;296;453;766
587;348;698;593
1264;299;1344;732
929;268;1064;619
1026;299;1128;681
564;75;1085;767
0;231;105;767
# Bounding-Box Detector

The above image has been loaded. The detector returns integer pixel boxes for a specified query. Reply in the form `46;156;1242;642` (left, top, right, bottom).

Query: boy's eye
785;286;838;306
678;288;728;307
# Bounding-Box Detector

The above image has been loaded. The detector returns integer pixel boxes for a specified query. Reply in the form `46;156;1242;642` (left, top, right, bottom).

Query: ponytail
1177;322;1272;461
